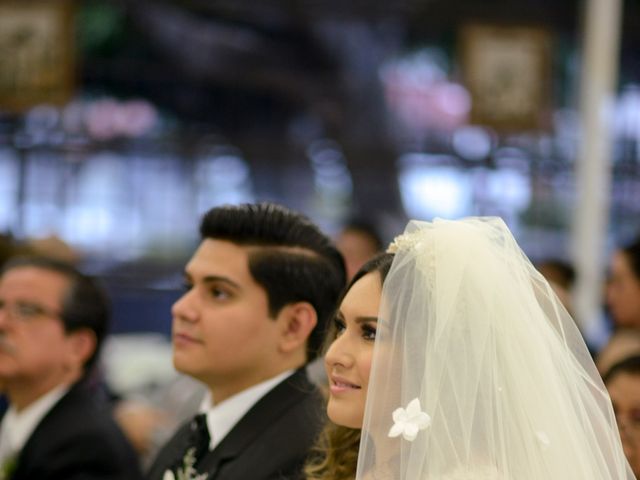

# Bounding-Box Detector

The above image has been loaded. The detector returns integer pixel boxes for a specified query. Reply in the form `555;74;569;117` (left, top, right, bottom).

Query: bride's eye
333;317;346;337
362;324;377;341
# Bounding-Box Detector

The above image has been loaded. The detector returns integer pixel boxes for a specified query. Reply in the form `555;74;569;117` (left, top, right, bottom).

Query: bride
305;217;634;479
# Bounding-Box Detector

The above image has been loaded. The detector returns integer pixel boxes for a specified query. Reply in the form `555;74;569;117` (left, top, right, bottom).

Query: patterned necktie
169;413;210;478
189;413;210;463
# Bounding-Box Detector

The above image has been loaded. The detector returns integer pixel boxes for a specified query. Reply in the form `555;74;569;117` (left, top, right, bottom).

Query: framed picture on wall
0;1;75;111
459;23;552;132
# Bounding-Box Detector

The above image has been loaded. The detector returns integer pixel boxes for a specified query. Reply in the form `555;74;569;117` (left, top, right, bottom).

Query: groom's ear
276;302;317;355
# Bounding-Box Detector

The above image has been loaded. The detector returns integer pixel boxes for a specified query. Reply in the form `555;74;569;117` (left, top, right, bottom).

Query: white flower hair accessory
386;231;421;253
388;398;432;441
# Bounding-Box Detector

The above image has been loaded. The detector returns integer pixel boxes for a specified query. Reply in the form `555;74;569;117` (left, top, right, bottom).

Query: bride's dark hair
305;253;394;480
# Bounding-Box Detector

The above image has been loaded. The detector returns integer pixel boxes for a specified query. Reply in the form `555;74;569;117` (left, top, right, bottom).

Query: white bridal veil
356;217;634;479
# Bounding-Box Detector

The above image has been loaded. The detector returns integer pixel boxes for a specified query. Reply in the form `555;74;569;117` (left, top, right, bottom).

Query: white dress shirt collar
199;369;295;450
0;383;70;462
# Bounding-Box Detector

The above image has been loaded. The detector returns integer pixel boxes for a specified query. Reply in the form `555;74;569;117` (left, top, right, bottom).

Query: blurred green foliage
76;1;127;57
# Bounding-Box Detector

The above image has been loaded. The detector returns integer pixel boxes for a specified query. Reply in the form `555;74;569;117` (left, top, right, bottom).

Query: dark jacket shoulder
147;368;325;480
10;380;143;480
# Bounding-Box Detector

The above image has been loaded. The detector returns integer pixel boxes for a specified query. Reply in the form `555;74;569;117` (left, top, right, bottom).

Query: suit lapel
198;368;315;477
11;382;89;477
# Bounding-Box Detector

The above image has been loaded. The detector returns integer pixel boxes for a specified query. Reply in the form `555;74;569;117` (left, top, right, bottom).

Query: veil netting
355;217;634;479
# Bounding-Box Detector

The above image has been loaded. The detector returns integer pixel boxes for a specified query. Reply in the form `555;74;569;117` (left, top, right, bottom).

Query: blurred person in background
0;256;142;480
607;237;640;328
336;219;383;281
147;203;346;480
536;258;576;289
0;234;19;422
604;355;640;478
597;328;640;375
25;234;82;266
0;235;16;270
534;258;601;356
536;258;576;317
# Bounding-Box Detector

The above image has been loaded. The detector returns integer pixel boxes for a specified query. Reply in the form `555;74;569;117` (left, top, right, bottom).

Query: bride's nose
324;332;354;369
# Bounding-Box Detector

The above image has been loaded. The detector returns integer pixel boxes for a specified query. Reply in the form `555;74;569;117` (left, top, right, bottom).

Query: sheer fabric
356;217;633;479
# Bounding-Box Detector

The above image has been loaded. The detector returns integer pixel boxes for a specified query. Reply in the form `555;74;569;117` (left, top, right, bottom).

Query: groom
147;203;346;480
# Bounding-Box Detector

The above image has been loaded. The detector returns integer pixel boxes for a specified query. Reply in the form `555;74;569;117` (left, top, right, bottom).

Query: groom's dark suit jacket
147;368;325;480
1;380;143;480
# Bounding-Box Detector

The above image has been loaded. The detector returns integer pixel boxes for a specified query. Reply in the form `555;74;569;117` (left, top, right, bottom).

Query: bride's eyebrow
355;316;378;324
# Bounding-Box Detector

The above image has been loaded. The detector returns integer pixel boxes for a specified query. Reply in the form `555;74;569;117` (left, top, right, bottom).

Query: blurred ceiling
81;0;640;142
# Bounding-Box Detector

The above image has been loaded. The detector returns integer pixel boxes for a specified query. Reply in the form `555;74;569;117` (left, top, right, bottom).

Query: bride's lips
329;375;361;394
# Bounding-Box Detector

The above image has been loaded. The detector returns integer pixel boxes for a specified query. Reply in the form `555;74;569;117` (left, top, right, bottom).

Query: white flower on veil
388;398;431;441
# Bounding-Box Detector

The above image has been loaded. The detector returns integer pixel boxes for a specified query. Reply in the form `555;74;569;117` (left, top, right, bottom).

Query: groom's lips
173;331;203;347
329;374;361;394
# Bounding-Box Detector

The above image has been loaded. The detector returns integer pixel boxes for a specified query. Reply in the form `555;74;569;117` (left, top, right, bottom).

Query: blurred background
1;0;640;346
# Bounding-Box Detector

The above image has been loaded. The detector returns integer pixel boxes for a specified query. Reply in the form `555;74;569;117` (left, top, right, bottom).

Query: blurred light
438;83;472;118
398;153;471;219
195;147;254;211
380;48;470;133
62;101;85;133
204;155;251;186
310;148;345;170
486;169;531;211
62;153;137;257
452;126;494;161
0;148;18;230
615;84;640;140
307;139;343;160
116;100;158;137
314;162;353;194
307;139;353;220
85;98;158;140
493;147;530;173
552;108;579;162
25;105;59;133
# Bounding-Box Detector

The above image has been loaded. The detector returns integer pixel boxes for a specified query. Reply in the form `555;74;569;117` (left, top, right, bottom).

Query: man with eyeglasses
0;256;143;480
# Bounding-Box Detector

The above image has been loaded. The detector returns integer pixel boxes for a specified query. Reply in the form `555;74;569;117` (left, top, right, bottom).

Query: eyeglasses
0;300;62;322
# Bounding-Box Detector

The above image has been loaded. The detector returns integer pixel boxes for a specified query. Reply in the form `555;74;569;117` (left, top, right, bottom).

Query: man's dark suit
147;368;324;480
1;381;143;480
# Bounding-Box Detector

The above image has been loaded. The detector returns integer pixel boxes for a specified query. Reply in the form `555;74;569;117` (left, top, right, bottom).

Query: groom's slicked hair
200;202;346;362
